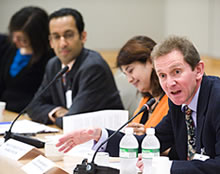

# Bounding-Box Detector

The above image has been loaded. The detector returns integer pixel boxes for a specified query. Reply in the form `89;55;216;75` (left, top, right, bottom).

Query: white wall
209;0;220;57
164;0;220;57
0;0;165;50
0;0;219;57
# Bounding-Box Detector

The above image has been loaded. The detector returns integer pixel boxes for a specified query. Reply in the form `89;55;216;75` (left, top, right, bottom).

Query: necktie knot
185;106;192;119
185;105;192;114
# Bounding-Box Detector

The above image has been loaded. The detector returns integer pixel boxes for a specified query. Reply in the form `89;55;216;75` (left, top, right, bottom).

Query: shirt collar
181;86;201;112
62;59;75;70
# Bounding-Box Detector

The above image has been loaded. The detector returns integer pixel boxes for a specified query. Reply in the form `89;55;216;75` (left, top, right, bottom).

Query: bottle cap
125;127;134;134
146;128;155;135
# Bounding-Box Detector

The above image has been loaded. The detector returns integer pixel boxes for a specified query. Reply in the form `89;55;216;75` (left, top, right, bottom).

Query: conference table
0;110;96;173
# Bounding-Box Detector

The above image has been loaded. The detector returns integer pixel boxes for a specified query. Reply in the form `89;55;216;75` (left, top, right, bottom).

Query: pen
0;122;11;125
17;133;36;136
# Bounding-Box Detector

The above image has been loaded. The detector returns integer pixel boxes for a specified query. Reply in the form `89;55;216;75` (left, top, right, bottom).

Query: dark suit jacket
27;48;124;128
106;75;220;174
0;34;53;112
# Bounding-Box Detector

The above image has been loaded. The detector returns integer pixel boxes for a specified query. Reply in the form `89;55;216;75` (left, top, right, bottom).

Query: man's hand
136;154;144;172
48;107;68;123
127;122;146;135
56;128;102;153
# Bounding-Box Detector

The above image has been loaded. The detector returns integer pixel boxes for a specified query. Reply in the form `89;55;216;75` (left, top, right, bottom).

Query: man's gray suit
27;48;124;128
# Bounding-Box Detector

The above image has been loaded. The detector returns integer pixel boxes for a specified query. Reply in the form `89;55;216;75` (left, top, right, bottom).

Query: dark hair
49;8;85;36
9;6;50;65
151;35;201;70
117;36;164;97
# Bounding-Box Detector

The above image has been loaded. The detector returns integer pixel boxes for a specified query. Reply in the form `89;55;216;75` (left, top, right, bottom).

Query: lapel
66;48;89;97
173;104;188;159
53;59;66;106
195;76;209;152
69;48;88;74
56;77;66;106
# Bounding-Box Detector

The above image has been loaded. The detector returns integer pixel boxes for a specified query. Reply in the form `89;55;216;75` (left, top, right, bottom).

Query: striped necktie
185;105;196;160
62;71;70;91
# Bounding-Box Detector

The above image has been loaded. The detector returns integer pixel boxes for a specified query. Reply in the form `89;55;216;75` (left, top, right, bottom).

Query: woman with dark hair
116;36;168;135
0;6;54;112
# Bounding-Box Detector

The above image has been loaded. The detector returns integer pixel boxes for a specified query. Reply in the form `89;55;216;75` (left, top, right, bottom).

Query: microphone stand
4;66;69;148
74;98;156;174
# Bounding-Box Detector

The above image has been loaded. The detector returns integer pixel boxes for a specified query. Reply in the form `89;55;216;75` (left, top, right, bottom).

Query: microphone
74;97;156;174
4;66;69;148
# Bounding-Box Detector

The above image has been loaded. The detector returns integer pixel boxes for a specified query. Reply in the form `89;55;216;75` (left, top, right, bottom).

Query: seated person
26;8;124;128
0;6;54;112
56;35;220;174
115;36;168;135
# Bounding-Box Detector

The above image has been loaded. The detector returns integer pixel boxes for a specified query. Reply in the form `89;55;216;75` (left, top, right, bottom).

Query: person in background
0;6;54;113
56;35;220;174
116;36;168;135
27;8;124;128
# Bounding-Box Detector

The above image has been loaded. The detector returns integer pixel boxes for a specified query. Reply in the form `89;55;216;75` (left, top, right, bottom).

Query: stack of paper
63;109;128;134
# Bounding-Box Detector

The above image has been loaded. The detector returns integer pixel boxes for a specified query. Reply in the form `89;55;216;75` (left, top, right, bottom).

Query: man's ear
80;31;87;44
195;60;205;80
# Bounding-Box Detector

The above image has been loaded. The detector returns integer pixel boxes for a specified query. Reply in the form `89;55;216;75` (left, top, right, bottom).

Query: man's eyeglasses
49;32;75;42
